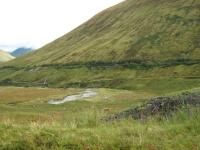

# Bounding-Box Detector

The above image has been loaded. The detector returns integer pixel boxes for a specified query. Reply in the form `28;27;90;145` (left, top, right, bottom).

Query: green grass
0;0;200;148
0;86;199;149
1;111;200;150
0;87;153;123
0;65;200;94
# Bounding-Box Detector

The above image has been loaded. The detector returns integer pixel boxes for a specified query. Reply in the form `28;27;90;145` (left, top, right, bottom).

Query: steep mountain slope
11;47;33;57
4;0;200;67
0;50;15;62
0;0;200;91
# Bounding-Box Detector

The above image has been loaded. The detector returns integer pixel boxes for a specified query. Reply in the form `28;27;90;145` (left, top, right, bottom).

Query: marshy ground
0;86;199;149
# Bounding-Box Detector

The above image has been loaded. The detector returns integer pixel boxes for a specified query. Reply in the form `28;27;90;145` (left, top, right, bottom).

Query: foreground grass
0;108;199;150
0;87;199;149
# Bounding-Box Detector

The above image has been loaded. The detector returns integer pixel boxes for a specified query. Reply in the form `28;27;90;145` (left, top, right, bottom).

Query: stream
48;89;98;105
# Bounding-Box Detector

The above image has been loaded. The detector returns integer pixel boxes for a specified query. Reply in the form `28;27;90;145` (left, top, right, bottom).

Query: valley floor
0;86;199;149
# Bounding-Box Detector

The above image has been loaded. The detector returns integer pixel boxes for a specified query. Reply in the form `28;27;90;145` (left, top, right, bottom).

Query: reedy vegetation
0;87;200;149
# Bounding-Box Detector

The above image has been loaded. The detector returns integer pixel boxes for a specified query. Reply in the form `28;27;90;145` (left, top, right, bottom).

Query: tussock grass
0;87;200;149
0;108;199;150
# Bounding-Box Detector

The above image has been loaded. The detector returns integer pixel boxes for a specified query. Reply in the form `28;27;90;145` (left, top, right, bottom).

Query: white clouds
0;0;124;52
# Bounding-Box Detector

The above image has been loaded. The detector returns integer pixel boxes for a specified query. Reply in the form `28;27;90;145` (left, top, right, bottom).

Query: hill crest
0;50;15;62
3;0;200;67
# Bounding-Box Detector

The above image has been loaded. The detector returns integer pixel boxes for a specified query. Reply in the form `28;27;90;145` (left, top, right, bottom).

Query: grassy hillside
3;0;200;66
0;0;199;89
0;64;200;94
0;50;15;62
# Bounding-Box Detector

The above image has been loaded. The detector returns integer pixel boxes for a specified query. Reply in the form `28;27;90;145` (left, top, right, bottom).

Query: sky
0;0;124;52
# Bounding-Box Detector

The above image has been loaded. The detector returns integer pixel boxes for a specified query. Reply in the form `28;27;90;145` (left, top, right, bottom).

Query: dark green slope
4;0;200;66
0;0;200;92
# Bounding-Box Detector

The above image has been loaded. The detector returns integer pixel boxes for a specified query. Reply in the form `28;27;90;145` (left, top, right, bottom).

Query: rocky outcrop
104;91;200;121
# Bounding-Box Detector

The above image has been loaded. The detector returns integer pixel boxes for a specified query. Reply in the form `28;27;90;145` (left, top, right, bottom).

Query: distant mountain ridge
11;47;33;57
0;50;15;62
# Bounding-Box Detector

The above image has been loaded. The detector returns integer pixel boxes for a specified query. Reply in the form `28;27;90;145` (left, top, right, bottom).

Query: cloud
0;0;124;52
0;42;35;52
